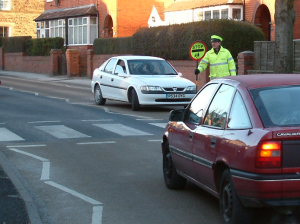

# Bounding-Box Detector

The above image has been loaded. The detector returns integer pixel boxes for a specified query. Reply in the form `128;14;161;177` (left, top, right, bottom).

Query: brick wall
0;48;63;76
0;0;44;37
294;0;300;39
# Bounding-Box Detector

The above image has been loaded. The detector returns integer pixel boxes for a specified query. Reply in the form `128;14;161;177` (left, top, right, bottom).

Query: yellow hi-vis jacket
197;46;236;78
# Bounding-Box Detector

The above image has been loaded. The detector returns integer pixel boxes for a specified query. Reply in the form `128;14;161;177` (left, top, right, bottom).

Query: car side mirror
169;109;185;121
177;72;183;77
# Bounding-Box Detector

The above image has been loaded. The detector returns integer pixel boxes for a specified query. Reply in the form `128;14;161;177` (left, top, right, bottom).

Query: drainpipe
243;0;245;21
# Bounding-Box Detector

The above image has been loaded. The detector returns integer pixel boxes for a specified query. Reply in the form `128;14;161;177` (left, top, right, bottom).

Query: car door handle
189;132;194;141
211;138;216;148
111;78;114;81
100;75;102;79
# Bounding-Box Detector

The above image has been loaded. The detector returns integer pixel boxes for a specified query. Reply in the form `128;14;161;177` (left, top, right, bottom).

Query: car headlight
186;86;196;91
140;86;163;91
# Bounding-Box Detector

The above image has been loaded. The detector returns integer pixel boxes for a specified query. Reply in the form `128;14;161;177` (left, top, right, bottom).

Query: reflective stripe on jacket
197;46;236;78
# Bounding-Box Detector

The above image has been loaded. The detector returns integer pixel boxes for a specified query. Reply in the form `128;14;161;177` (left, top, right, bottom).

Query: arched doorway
254;5;271;40
104;15;113;38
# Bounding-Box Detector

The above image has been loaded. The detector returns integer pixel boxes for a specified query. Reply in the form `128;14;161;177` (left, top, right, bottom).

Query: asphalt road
1;73;300;224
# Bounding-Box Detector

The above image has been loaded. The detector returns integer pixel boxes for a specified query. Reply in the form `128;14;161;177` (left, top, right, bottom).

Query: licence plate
166;94;185;99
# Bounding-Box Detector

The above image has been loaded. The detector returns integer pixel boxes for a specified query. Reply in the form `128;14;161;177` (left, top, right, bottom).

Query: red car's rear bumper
231;169;300;207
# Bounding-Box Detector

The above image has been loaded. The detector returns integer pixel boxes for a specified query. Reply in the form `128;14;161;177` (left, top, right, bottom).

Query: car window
104;58;117;74
203;84;235;129
127;60;177;75
250;85;300;127
116;60;127;74
227;91;252;129
184;84;218;124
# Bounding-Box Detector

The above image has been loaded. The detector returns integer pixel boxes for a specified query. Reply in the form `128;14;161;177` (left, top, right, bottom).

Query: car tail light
256;141;282;168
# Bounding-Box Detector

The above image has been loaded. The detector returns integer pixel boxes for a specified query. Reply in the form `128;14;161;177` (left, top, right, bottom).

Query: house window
221;9;228;19
68;16;97;45
36;20;62;39
0;26;9;37
196;12;203;21
232;8;241;20
204;11;211;20
213;10;220;19
0;0;10;10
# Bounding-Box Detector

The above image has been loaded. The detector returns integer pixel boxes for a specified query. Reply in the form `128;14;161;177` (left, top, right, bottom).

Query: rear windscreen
250;85;300;127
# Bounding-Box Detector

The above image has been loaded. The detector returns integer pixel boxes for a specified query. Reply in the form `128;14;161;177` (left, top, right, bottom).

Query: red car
162;74;300;224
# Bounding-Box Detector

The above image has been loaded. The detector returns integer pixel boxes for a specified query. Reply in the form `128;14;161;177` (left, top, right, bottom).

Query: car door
192;84;236;192
100;58;118;99
169;83;219;179
110;59;130;101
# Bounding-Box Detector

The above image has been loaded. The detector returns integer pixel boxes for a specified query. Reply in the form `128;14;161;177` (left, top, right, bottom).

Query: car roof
219;74;300;90
112;55;164;60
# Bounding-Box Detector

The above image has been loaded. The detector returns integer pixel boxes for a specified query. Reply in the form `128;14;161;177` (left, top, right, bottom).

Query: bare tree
274;0;295;73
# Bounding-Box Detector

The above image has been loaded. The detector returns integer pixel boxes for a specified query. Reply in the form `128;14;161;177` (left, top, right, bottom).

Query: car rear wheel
163;142;186;189
219;169;252;224
131;89;140;111
94;85;106;105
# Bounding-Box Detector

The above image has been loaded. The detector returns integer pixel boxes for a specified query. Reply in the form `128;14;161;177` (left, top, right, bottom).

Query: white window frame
68;16;98;45
0;26;9;37
36;19;64;39
0;0;10;10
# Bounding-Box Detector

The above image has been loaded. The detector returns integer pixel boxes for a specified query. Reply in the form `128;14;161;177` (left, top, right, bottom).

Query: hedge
94;19;265;60
25;37;65;56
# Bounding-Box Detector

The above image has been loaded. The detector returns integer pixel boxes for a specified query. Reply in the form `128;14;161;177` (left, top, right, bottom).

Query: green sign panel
189;41;207;61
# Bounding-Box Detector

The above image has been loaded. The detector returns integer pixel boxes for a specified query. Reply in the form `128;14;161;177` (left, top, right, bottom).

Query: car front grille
163;88;185;92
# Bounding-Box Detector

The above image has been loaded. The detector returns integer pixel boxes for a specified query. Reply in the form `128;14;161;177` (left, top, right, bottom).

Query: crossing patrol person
194;35;236;80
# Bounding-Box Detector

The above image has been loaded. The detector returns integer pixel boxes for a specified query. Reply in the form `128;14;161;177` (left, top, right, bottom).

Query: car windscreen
127;60;177;75
250;85;300;127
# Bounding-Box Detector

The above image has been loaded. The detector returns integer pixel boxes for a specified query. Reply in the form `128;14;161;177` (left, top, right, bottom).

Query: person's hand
194;69;200;75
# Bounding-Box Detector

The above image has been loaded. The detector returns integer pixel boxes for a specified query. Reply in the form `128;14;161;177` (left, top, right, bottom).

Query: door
192;84;236;191
169;83;219;179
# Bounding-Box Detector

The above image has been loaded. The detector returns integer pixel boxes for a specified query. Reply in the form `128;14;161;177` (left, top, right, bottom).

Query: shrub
94;19;265;60
25;37;65;56
3;36;32;53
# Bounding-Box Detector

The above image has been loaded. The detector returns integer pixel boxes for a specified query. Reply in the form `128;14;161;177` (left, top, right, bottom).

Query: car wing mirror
177;72;183;77
169;109;185;121
115;65;129;77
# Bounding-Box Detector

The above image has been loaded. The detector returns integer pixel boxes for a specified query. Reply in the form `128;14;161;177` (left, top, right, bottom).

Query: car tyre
94;85;106;105
219;169;252;224
163;142;186;189
131;89;140;111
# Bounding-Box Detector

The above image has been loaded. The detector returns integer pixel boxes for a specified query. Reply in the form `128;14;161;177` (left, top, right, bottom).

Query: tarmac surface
0;70;91;224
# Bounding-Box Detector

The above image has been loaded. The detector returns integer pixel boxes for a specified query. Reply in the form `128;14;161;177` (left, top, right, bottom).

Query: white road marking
92;206;103;224
103;107;152;119
136;119;164;121
28;121;61;124
149;123;167;128
41;161;50;180
7;144;46;148
0;128;24;141
35;125;91;139
8;148;50;180
77;141;116;145
45;181;102;205
94;124;153;136
82;119;113;122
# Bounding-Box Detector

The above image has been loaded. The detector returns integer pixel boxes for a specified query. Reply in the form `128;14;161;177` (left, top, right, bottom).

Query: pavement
0;70;92;224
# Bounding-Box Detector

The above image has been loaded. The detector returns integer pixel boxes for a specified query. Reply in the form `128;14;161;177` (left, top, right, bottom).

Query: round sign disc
189;41;207;61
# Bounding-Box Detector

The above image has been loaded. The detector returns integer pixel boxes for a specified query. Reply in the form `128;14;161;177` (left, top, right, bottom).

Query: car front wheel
94;85;106;105
163;142;186;189
219;169;252;224
131;89;140;111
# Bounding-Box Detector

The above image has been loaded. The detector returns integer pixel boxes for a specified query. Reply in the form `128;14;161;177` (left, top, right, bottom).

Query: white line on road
82;119;113;122
94;124;153;136
149;123;167;128
7;144;46;148
7;148;50;180
36;125;91;139
76;141;116;145
45;181;102;205
0;127;24;141
92;206;103;224
8;148;48;162
28;121;61;124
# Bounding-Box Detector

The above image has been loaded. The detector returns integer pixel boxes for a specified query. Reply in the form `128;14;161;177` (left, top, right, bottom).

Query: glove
194;69;200;75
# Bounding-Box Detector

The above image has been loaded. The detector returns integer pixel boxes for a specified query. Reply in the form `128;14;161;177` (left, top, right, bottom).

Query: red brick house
149;0;300;41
